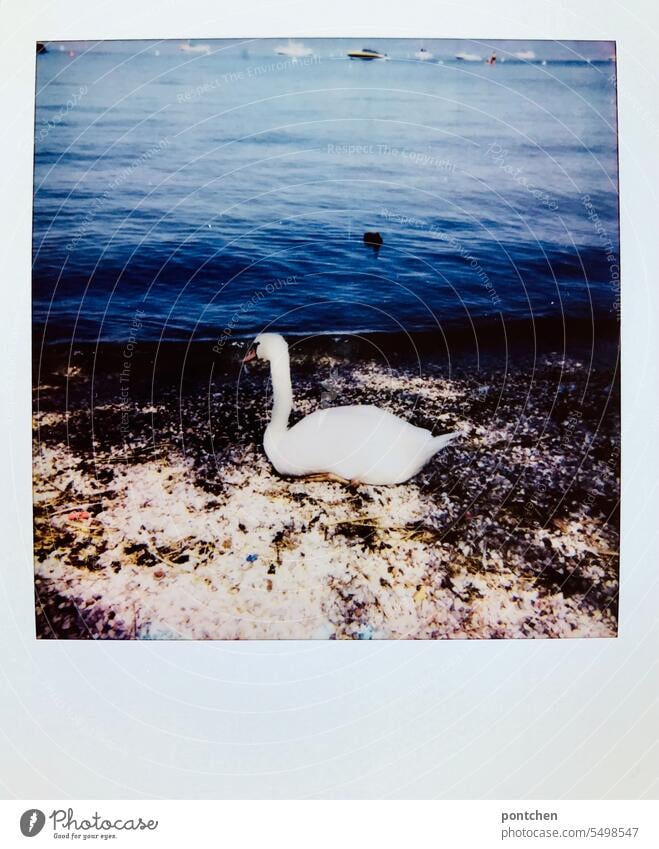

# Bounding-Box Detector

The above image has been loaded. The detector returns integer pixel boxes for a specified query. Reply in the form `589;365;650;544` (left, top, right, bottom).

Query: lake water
33;39;619;345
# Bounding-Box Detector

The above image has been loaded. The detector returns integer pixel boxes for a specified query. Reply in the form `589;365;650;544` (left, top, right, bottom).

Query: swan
242;333;459;485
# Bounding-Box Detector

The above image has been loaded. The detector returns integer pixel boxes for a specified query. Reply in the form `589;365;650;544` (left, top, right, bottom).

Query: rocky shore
33;335;620;640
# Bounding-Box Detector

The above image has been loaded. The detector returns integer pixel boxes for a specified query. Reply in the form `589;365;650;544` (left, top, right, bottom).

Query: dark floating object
36;42;47;54
363;232;383;247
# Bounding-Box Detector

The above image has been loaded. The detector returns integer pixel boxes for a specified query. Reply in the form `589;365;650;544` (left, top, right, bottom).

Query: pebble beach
33;331;620;640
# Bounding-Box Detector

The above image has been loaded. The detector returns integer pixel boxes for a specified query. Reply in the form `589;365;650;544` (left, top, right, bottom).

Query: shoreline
34;313;620;349
33;315;620;400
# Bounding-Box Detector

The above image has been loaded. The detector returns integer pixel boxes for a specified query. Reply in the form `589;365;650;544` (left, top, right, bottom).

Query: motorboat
347;48;387;60
455;52;481;62
179;41;211;55
415;48;433;61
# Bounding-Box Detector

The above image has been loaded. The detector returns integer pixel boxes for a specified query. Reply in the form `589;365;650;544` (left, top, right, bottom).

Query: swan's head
242;333;289;365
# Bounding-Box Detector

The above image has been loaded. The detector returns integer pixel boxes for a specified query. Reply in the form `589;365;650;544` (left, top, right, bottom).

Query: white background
0;0;657;800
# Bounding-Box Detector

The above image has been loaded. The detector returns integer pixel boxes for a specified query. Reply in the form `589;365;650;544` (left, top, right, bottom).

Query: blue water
33;39;619;344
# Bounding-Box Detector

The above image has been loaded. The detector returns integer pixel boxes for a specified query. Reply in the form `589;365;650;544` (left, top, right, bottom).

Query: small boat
275;40;313;58
455;52;481;62
179;41;211;55
415;48;433;61
513;50;536;60
347;48;387;61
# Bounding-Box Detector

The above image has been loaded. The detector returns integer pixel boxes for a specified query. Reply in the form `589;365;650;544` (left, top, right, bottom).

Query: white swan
243;334;459;485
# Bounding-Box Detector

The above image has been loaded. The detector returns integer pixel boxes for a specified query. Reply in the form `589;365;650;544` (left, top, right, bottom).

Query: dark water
33;39;619;345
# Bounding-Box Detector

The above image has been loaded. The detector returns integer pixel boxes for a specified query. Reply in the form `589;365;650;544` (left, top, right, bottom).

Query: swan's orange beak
242;346;257;364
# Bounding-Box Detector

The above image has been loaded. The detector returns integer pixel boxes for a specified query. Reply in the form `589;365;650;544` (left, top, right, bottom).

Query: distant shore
33;323;619;640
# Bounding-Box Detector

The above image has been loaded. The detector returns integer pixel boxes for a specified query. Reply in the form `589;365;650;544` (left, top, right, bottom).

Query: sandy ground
33;349;620;640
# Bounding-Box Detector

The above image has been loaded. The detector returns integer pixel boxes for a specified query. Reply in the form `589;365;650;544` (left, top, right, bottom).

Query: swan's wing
284;405;435;482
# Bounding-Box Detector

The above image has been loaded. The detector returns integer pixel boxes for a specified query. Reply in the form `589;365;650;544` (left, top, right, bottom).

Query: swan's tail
431;431;460;452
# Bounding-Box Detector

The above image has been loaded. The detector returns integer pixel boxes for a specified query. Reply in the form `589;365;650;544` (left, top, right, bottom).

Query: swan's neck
266;349;293;434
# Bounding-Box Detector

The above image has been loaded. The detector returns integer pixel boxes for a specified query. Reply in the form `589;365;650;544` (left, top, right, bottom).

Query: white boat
514;50;536;60
275;41;313;58
455;52;482;62
179;41;211;55
415;48;433;61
